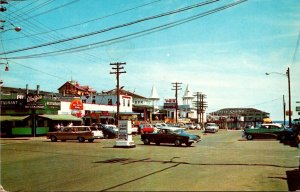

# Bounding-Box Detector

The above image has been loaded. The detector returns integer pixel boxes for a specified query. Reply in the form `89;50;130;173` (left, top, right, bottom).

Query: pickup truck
141;127;201;147
47;126;96;143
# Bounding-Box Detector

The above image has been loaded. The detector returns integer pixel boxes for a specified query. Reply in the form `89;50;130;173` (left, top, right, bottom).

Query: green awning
39;114;83;122
0;115;30;122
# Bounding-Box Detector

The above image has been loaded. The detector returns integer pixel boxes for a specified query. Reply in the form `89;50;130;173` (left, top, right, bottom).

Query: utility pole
286;67;292;127
193;92;201;124
193;92;207;127
110;62;126;125
283;94;286;126
172;82;182;123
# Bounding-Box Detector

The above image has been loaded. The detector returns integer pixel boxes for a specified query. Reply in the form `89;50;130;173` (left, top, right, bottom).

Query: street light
266;67;292;127
0;62;9;71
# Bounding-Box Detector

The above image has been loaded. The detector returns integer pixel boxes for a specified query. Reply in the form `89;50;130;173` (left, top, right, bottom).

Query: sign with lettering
0;99;26;109
70;99;83;110
25;94;44;109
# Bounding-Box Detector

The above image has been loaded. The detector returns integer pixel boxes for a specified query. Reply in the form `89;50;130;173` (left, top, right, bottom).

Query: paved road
1;130;299;191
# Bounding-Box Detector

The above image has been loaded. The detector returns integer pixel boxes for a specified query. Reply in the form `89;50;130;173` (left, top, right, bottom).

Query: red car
139;124;155;134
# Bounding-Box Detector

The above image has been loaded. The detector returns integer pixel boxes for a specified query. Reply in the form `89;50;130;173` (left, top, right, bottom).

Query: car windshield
172;129;186;134
207;123;216;126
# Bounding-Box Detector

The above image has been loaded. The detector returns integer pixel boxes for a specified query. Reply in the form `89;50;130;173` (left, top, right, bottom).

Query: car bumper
205;129;217;133
189;139;201;143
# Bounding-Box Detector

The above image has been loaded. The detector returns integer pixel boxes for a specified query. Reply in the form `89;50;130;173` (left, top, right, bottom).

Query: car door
165;129;177;143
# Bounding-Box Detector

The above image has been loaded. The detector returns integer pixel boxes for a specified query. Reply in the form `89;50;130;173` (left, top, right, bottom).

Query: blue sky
1;0;299;121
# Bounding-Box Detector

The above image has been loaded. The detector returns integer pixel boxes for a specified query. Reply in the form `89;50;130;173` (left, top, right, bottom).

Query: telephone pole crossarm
110;62;126;125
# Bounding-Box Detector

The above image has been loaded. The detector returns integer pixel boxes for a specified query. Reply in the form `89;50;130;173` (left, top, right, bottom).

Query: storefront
0;94;63;137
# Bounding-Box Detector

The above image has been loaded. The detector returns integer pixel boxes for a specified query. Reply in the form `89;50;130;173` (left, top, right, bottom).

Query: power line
0;0;221;56
2;0;248;60
3;0;162;41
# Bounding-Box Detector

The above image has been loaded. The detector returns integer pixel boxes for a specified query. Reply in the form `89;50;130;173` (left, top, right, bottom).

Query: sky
0;0;300;121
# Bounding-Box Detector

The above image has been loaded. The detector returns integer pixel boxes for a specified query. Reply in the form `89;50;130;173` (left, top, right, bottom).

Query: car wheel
174;139;181;146
279;135;286;141
104;134;109;139
50;135;57;142
143;138;150;145
88;139;94;143
78;137;85;143
246;134;253;140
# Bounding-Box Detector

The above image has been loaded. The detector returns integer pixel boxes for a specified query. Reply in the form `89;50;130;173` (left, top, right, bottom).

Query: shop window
37;120;45;127
15;121;27;127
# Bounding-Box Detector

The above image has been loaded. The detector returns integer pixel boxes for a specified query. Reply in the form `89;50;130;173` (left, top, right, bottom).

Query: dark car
141;127;201;147
243;123;296;140
96;124;118;139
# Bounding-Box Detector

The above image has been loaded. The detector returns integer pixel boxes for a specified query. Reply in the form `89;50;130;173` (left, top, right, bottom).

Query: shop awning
39;114;83;121
0;115;30;122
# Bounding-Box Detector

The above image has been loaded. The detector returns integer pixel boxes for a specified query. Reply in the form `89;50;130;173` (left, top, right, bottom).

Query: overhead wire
2;0;248;60
0;0;222;56
3;0;162;41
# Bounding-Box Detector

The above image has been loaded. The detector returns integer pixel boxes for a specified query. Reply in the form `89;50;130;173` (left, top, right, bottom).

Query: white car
185;123;196;129
205;123;219;133
90;126;104;139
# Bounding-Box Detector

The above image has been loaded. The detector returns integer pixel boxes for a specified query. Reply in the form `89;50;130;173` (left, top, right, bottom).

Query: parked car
243;123;296;140
205;123;219;133
185;123;196;129
97;124;118;139
90;126;104;139
141;127;201;147
47;126;96;142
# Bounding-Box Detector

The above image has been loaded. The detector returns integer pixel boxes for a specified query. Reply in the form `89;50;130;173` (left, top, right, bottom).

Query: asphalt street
1;130;299;191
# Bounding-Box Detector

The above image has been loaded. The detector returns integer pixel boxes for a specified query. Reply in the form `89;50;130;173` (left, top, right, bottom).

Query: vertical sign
114;120;135;148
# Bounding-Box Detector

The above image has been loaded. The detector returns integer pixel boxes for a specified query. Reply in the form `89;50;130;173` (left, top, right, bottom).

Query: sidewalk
0;136;46;141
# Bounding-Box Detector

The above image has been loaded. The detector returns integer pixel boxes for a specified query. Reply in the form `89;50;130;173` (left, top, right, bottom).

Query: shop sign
25;94;44;109
0;99;26;109
165;99;176;103
70;99;83;110
122;95;131;99
163;102;177;109
100;111;111;116
46;101;61;110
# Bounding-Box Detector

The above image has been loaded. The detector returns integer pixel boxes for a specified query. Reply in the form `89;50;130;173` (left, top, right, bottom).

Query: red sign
70;99;83;110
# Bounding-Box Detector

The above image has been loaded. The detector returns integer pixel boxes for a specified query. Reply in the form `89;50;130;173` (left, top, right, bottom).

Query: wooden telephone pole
193;92;207;127
110;62;126;125
172;82;182;123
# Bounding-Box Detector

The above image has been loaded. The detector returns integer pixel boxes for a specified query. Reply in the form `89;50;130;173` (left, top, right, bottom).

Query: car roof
261;123;282;127
161;127;184;131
